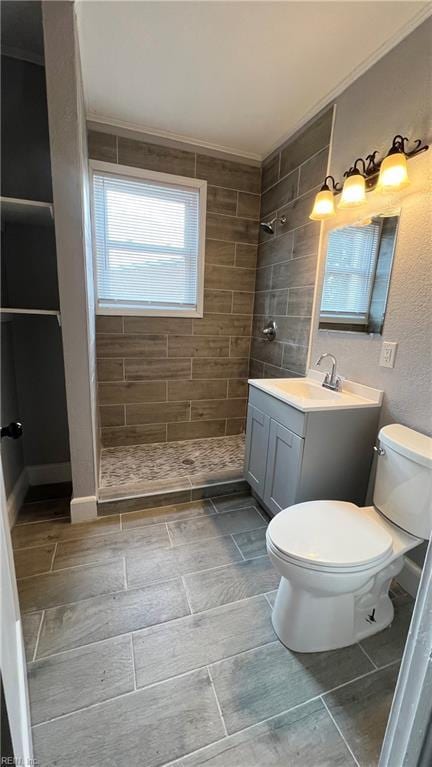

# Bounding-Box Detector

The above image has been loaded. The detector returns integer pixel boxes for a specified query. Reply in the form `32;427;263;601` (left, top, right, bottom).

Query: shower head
259;215;287;235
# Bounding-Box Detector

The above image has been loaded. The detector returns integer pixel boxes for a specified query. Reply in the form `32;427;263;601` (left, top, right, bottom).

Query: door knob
1;422;23;440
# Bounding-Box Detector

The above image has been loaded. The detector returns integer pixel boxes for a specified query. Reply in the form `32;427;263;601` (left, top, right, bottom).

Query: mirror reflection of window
319;214;399;334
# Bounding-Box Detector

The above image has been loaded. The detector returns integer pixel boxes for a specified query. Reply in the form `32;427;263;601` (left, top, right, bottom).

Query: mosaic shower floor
99;434;245;501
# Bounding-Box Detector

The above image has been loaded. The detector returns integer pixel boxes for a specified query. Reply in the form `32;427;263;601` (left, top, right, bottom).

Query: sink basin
248;372;383;412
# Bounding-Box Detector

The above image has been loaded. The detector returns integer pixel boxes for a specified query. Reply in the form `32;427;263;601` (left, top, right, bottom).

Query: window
90;161;206;316
320;220;382;325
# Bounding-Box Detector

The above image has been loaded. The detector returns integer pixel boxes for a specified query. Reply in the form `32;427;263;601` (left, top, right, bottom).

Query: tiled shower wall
88;130;260;448
250;108;333;378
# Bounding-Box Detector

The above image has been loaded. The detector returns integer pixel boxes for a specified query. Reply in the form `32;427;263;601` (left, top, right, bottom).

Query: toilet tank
374;424;432;539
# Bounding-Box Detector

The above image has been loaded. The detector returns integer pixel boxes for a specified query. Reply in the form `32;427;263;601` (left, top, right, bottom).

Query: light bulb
338;173;366;208
309;188;335;220
377;152;409;191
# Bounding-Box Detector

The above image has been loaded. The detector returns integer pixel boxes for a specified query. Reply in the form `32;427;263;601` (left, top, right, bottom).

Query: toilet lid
267;500;393;569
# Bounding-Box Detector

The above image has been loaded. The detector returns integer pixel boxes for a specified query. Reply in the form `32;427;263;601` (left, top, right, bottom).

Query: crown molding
86;114;262;165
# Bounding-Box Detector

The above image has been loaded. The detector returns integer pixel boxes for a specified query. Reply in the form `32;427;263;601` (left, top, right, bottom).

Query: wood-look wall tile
250;338;284;367
226;418;246;435
287;286;314;316
205;239;235;266
206;213;259;245
88;131;117;162
254;289;288;317
262;153;279;192
261;169;298;217
237;192;260;220
228;379;248;398
193;358;249;379
249;358;264;378
298;146;329;195
99;381;167;405
118;136;195;177
258;230;293;268
168;380;227;402
230;337;251;358
204;289;233;314
168;335;229;358
190;398;247;421
292;222;321;259
97;359;124;382
270;316;311;346
126;401;190;425
255;266;272;292
207;186;237;215
193;314;251;336
96;316;123;334
125;358;191;381
275;190;316;235
167;420;225;442
97;335;167;359
282;344;308;374
100;405;125;427
271;254;317;291
196;154;260;194
232;292;255;315
123;317;193;335
205;264;255;292
101;424;166;448
280;108;333;177
235;244;258;269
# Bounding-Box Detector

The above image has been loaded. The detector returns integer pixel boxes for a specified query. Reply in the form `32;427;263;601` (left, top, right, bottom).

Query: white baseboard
6;469;29;528
70;495;97;523
27;462;71;486
397;555;422;598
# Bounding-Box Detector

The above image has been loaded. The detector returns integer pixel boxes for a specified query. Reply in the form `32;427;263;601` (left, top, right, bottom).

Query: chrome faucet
315;353;342;391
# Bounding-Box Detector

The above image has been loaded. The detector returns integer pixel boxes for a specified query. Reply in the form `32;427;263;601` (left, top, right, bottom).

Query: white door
0;457;33;762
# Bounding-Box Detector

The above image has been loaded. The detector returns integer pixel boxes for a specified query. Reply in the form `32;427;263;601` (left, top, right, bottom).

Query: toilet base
271;574;396;653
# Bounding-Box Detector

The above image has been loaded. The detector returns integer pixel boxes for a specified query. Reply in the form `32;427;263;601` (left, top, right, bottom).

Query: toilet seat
267;500;394;572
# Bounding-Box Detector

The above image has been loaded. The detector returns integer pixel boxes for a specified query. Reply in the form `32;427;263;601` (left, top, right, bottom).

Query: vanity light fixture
377;135;411;191
309;176;341;221
309;134;429;220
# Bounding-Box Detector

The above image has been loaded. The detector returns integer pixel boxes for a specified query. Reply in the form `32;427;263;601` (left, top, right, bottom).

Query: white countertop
248;371;383;413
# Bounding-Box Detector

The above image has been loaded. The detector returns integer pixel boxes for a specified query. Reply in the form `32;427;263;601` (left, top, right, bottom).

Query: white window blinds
92;167;205;315
321;221;382;322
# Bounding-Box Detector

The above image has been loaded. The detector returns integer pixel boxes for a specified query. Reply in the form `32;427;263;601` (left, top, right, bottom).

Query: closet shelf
0;196;54;226
0;308;61;325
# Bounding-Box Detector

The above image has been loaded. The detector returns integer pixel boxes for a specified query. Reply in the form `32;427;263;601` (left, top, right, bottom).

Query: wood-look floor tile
133;595;274;688
233;527;267;559
33;668;225;767
11;515;120;549
210;493;260;513
180;698;355;766
126;534;242;589
167;507;265;546
36;578;189;657
16;498;70;524
18;560;125;613
53;524;170;569
28;635;134;725
210;640;373;734
360;595;414;667
22;611;43;661
121;499;215;530
14;544;55;579
184;556;279;613
323;663;399;766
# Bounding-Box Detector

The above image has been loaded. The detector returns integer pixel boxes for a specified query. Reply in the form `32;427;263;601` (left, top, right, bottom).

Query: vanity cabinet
245;384;380;516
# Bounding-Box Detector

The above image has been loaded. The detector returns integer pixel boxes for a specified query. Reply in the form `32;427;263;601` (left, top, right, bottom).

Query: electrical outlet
380;341;398;368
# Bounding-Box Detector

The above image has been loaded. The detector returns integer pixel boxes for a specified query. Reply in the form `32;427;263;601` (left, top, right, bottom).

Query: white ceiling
76;1;429;160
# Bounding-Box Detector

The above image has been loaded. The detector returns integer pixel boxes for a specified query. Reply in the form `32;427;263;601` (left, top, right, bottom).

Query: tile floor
13;493;413;767
99;434;245;500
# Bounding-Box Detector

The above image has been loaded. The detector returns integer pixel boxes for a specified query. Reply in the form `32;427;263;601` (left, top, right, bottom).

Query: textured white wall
310;18;432;435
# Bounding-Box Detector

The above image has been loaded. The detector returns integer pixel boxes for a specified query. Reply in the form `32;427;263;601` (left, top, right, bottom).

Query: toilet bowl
266;424;432;653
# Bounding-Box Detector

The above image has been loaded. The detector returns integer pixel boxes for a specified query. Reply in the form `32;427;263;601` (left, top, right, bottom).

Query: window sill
96;306;203;318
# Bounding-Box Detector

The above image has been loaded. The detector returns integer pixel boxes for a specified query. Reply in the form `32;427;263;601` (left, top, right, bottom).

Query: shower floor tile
99;434;245;500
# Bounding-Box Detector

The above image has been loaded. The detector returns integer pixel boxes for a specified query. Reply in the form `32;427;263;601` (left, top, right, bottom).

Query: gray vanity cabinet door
244;404;270;498
264;420;304;515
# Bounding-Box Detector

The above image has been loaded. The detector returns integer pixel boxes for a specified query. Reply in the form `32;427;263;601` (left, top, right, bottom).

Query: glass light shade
338;173;366;208
309;188;335;220
377;152;409;191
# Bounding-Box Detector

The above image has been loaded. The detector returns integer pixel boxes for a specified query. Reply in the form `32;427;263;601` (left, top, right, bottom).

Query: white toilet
266;424;432;653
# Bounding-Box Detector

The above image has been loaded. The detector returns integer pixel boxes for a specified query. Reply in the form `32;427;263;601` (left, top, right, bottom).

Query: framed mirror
319;212;399;334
